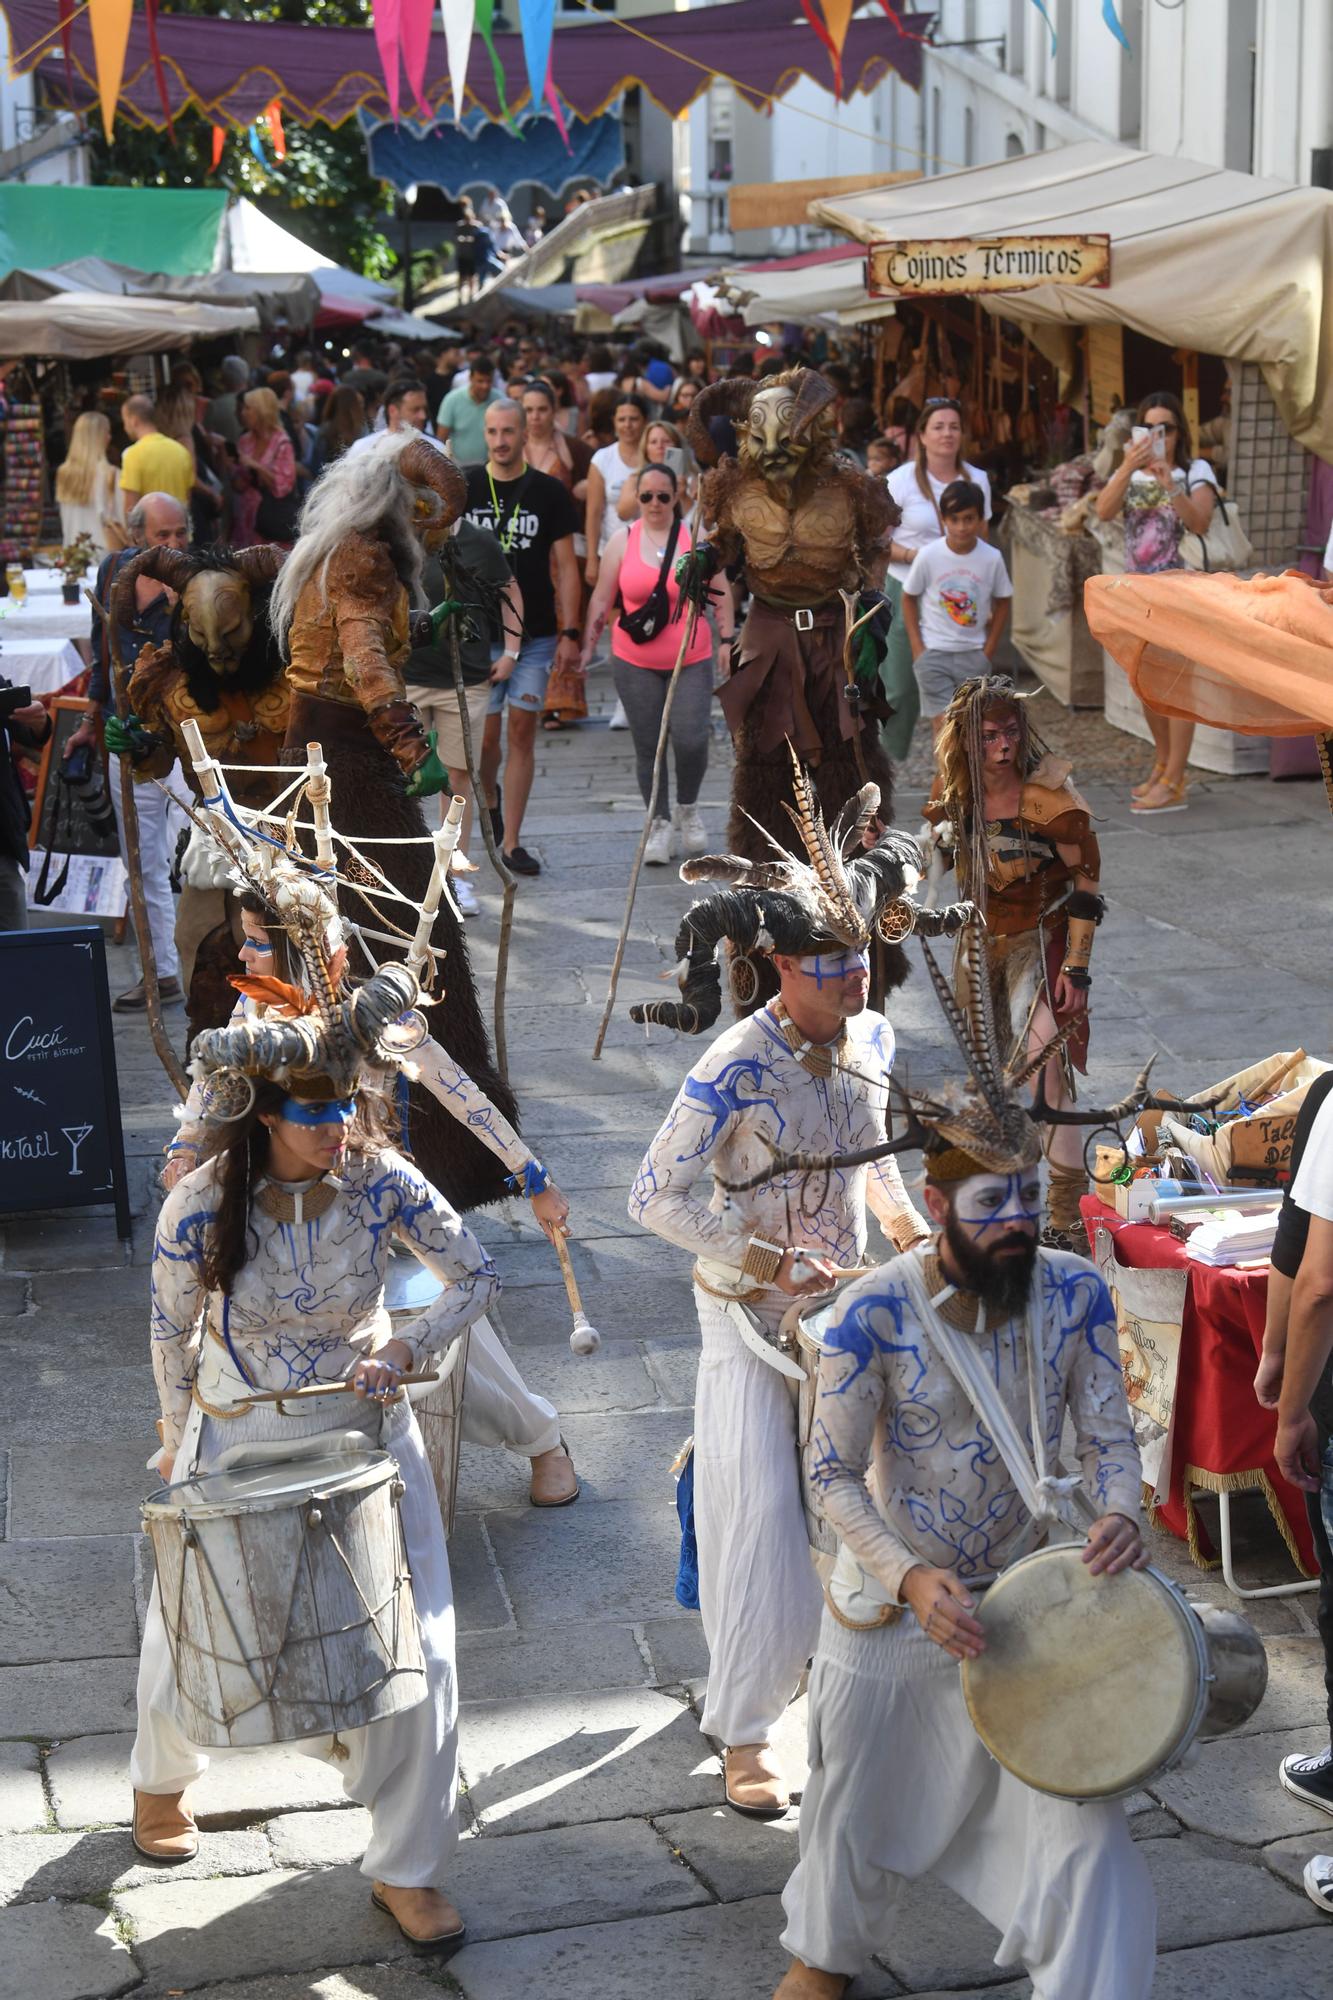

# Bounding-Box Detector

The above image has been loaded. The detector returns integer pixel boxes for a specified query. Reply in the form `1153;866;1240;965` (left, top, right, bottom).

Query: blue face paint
955;1171;1043;1239
280;1096;356;1127
797;949;870;989
238;938;274;960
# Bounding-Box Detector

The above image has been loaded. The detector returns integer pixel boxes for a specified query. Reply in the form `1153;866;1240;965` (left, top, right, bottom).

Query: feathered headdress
631;748;973;1034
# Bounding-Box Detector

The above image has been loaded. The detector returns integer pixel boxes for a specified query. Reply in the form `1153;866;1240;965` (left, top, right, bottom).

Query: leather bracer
368;700;430;777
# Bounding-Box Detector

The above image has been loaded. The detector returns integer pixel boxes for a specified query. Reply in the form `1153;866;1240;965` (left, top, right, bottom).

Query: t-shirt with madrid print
903;534;1012;653
463;463;578;638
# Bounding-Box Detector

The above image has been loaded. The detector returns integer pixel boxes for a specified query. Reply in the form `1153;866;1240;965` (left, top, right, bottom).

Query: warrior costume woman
131;953;498;1946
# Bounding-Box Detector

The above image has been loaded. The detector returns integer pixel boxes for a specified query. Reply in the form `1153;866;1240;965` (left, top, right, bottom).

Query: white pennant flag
441;0;476;125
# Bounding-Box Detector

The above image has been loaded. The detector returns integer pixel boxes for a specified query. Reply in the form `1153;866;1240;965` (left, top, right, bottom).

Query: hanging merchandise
518;0;556;116
88;0;134;139
440;0;475;124
0;404;46;564
266;98;286;161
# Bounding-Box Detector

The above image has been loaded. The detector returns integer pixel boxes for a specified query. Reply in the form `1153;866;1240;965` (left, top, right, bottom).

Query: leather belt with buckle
794;607;814;631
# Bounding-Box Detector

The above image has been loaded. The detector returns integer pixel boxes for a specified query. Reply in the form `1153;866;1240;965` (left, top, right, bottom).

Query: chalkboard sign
0;926;132;1238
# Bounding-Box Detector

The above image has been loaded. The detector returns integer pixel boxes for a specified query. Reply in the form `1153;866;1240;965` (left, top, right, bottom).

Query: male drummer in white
629;810;952;1818
775;1121;1156;1999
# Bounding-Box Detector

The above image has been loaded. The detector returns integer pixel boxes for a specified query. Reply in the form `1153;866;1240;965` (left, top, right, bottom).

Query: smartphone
1131;425;1150;445
1150;423;1167;454
663;447;687;479
0;683;32;719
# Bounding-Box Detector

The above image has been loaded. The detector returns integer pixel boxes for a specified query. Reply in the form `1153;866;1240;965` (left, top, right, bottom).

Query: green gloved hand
104;712;153;757
428;598;465;638
674;543;718;594
404;731;449;799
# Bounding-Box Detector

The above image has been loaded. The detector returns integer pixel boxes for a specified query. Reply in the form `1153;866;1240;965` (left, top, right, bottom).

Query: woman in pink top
582;463;733;865
233;387;298;548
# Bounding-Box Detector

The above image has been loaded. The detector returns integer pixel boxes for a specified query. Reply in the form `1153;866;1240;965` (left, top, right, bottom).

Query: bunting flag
372;0;404;123
1026;0;1057;48
266;97;286;161
543;61;571;153
874;2;931;41
518;0;555;116
817;0;855;96
144;0;176;143
440;0;475;125
401;0;434;117
87;0;134;138
475;0;517;130
1102;0;1132;52
57;0;76;104
209;123;225;173
248;122;266;165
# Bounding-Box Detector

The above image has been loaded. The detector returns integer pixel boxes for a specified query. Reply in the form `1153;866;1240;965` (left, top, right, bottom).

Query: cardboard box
1149;1049;1332;1186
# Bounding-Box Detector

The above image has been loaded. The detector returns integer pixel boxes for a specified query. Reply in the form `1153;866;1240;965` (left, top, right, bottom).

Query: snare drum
960;1542;1268;1800
386;1254;469;1539
143;1449;426;1749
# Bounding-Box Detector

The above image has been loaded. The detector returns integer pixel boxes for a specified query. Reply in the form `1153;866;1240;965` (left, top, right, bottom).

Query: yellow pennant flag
89;0;135;139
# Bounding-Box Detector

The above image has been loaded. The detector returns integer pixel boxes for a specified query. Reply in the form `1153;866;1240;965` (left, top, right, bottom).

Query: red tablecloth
1081;1195;1315;1576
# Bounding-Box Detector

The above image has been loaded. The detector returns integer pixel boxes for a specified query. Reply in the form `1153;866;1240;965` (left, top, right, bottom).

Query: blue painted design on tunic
678;1056;784;1158
822;1284;926;1392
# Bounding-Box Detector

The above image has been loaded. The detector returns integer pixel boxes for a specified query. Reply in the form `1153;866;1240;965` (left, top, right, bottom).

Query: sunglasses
922;397;962;415
640;489;674;502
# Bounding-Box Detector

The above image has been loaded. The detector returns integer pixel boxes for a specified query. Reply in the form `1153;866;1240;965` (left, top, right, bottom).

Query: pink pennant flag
544;59;571;154
373;0;403;124
441;0;475;125
401;0;435;119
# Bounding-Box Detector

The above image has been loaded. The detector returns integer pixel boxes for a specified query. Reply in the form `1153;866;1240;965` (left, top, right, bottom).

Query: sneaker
1280;1746;1333;1817
452;878;480;917
504;846;541;877
644;817;675;866
675;804;709;856
608;699;629;730
1303;1854;1333;1913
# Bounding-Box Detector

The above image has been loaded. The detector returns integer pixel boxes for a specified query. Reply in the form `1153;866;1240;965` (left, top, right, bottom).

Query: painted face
278;1096;356;1127
980;710;1023;772
237;910;275;969
796;947;870;989
181;571;255;673
951;1170;1043;1246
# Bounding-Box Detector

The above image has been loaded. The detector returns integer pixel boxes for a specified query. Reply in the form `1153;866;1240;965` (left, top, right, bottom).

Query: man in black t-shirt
464;400;581;876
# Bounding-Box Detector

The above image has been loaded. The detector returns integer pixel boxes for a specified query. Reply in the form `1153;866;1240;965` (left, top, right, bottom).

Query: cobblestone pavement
2;668;1332;1998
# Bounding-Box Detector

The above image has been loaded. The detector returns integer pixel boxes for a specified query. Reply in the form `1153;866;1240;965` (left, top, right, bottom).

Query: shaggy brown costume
281;447;518;1215
686;370;907;1008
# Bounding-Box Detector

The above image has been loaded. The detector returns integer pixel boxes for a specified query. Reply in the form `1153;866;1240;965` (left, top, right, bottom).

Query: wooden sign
867;234;1111;298
0;927;132;1238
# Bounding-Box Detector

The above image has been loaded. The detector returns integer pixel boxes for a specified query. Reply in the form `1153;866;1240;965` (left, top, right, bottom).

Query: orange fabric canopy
1084;569;1333;738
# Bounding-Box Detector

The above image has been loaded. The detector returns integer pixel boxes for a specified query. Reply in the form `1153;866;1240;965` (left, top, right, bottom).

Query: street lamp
402;182;419;314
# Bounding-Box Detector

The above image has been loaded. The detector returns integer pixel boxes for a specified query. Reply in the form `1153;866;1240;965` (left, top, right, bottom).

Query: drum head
960;1545;1208;1800
145;1449;388;1518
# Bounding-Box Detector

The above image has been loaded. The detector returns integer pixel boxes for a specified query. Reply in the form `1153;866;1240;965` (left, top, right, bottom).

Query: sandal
1131;776;1188;816
1130;761;1166;800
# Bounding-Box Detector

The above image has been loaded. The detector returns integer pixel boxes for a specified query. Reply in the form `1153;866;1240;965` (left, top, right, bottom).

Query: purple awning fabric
4;0;930;130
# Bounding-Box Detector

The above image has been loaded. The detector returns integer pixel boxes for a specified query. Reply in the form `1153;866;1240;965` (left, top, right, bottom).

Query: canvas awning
716;245;893;328
0;185;226;282
0;292;258;360
0;256;319;328
812;142;1333;463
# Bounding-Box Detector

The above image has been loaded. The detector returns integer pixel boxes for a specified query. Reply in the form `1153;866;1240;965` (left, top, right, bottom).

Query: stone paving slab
0;1824;273;1904
0;1535;137;1663
450;1817;710;1941
266;1808;372;1869
482;1336;661;1416
0;1362;159;1446
0;1743;46;1835
49;1733;348;1830
1146;1927;1332;1997
0;1898;140;2000
5;1442;154;1540
1261;1831;1332;1895
498;1276;695;1346
655;1804;799;1901
456;1620;650;1703
482;1496;681;1629
642;1336;699;1408
115;1866;414;1988
446;1895;901;2000
0;1657;138;1739
448;1515;512;1635
0;1212;143;1274
639;1615;709;1687
461;1411;686;1511
458;1686;721;1834
172;1972;449;2000
1230;1637;1332;1737
1150;1728;1333;1845
1143;1833;1314;1950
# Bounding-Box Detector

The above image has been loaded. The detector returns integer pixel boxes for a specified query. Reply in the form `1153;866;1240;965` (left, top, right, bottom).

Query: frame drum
786;1295;844;1572
386;1253;469;1539
143;1448;426;1749
960;1543;1267;1800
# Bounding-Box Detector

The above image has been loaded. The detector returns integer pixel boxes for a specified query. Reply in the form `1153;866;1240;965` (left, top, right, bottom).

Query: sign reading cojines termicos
866;234;1112;298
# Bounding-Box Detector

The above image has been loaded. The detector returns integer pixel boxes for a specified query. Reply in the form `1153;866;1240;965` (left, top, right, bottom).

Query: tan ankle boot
724;1742;789;1818
132;1788;198;1862
371;1881;466;1949
773;1959;849;1999
529;1442;579;1507
1044;1161;1089;1246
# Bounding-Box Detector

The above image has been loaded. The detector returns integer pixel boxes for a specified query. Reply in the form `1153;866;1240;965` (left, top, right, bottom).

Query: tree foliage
86;0;395;278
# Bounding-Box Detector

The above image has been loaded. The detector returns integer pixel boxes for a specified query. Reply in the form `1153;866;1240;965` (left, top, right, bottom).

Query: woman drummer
131;966;495;1949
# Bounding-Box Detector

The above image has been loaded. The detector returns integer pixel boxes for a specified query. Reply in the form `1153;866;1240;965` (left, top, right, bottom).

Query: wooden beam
728;171;919;235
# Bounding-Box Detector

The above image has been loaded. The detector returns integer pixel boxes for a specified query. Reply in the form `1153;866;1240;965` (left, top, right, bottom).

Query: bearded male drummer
628;793;966;1818
775;1114;1156;1998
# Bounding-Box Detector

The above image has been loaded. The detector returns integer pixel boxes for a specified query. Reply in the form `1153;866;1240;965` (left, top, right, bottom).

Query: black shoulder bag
618;518;681;647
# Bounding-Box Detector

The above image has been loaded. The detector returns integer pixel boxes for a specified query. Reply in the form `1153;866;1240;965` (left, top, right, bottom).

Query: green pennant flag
475;0;519;132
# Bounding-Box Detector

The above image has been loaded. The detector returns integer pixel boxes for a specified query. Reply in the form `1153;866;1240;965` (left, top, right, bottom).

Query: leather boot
529;1442;579;1507
773;1960;849;1999
131;1789;198;1862
371;1881;466;1949
724;1742;789;1818
1042;1161;1089;1250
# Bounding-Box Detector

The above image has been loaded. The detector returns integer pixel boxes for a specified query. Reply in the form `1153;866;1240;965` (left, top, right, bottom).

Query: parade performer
131;958;496;1951
271;431;517;1213
679;370;906;1005
163;885;579;1507
630;768;970;1815
773;967;1154;2000
924;675;1103;1249
104;540;290;1037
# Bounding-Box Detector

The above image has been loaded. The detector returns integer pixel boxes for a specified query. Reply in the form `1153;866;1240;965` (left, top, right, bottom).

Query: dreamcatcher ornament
877;899;917;945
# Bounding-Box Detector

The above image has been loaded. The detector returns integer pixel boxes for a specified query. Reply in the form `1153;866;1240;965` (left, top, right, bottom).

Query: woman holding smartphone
1094;390;1217;815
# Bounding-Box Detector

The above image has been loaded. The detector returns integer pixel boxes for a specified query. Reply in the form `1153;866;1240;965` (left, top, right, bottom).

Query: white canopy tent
0;291;258;359
715;252;891;329
811;142;1333;463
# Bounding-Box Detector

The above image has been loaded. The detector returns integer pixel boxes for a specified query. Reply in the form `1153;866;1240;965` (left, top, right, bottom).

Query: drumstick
246;1371;441;1406
552;1232;602;1355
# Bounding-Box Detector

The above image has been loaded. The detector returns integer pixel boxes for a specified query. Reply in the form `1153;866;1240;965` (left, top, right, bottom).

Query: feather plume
918;939;1009;1126
830;781;881;858
782;743;863;942
960;927;1007;1101
227;975;320;1016
1005;1016;1080;1093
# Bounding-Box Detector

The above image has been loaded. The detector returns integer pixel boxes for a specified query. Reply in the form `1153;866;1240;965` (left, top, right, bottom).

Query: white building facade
0;16;90;186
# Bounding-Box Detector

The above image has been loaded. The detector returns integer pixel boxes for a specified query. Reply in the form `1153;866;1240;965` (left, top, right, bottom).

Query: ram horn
685;377;759;467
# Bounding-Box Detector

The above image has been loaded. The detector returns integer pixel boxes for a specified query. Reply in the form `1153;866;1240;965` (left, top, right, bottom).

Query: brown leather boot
724;1742;789;1818
371;1881;466;1949
773;1961;848;1999
529;1442;579;1507
131;1789;198;1862
1043;1161;1089;1250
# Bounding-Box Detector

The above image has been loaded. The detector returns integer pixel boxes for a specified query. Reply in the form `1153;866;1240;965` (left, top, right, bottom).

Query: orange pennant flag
266;98;287;161
89;0;135;140
819;0;854;92
209;125;225;172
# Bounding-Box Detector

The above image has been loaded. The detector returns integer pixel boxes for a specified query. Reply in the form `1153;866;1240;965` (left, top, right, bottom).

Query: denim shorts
487;632;557;715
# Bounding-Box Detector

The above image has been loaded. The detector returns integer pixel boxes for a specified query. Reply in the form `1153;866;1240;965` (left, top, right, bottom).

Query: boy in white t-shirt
902;480;1013;737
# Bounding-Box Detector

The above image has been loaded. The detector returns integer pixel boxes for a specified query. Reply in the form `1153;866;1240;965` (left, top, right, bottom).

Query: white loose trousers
781;1610;1156;1996
110;762;185;981
131;1399;460;1889
461;1316;560;1458
693;1286;823;1748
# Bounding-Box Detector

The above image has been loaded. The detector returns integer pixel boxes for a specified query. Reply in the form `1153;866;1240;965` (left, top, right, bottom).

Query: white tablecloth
0;635;86;697
20;566;97;595
0;596;92;643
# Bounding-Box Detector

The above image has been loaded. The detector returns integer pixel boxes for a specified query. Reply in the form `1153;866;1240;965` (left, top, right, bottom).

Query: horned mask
686;368;838;490
110;545;285;677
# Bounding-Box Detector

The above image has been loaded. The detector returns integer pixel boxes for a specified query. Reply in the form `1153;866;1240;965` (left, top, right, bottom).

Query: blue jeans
487;633;556;715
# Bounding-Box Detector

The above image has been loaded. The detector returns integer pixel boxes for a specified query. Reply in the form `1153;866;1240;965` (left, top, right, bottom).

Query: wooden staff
592;606;700;1059
551;1230;602;1355
304;740;336;873
89;587;188;1101
446;613;515;1083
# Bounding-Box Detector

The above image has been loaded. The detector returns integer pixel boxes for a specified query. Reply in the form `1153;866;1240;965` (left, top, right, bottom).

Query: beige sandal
1130;761;1166;800
1131;776;1189;816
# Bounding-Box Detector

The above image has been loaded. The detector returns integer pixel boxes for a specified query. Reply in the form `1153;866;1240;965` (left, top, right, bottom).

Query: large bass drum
783;1293;849;1577
143;1447;426;1749
960;1542;1267;1800
386;1253;469;1539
